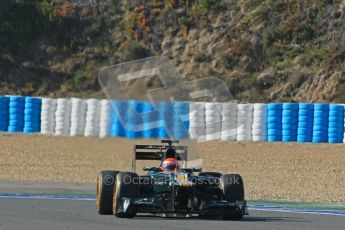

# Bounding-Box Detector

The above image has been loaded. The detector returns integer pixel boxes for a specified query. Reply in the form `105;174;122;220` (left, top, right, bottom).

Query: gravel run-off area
0;134;344;204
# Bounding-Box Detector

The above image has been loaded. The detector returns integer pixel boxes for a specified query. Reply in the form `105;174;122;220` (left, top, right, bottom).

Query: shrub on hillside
123;41;150;61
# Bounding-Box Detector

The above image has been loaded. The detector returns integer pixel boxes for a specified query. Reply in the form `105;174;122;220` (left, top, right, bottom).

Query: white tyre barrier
99;99;111;138
221;102;237;140
237;134;251;141
205;102;222;141
252;103;267;141
189;102;206;141
236;104;253;141
55;98;71;136
84;99;100;137
40;98;56;135
252;135;267;141
70;98;86;136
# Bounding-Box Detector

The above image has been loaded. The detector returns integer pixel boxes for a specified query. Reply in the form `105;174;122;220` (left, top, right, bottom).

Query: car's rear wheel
113;172;139;218
96;170;118;215
220;174;245;220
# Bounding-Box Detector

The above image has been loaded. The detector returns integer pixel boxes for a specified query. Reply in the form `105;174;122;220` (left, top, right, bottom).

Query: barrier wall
0;95;344;144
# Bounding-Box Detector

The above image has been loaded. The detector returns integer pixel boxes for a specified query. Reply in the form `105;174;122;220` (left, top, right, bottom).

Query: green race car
96;140;247;220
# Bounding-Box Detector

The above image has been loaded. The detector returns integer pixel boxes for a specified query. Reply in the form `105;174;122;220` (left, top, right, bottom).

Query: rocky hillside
0;0;344;102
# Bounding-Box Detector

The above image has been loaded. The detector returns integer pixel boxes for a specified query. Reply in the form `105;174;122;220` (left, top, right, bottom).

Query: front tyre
113;172;139;218
96;170;118;215
220;174;245;220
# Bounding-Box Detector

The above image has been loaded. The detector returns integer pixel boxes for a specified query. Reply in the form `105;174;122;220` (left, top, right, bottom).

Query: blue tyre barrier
25;97;41;104
282;124;298;130
328;132;342;138
282;129;298;136
173;101;189;139
157;102;173;139
268;110;283;117
282;110;298;116
298;116;313;123
313;131;328;137
24;103;41;110
282;103;299;142
298;135;312;142
124;100;142;139
267;103;283;142
329;104;344;111
314;104;329;110
328;104;344;143
8;96;26;132
268;135;282;142
268;103;283;110
313;125;328;132
282;118;298;124
328;127;342;133
142;101;158;139
0;97;9;103
329;116;343;123
110;100;126;137
329;110;343;117
328;121;340;128
267;123;282;129
0;96;9;132
268;129;282;136
299;103;314;110
298;121;313;128
328;137;343;143
298;129;312;135
23;97;42;133
8;126;24;132
283;135;297;142
267;116;282;123
298;110;314;117
313;118;328;126
314;111;329;118
9;101;25;108
283;103;299;110
312;137;328;143
0;103;9;110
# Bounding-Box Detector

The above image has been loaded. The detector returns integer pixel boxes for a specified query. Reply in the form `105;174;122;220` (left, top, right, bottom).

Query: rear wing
132;140;188;172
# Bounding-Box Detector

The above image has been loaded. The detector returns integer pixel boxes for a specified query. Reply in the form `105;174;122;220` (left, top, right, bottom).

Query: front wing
116;197;248;216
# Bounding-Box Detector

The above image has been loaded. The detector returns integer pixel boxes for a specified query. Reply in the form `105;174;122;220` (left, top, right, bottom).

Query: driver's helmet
161;158;180;172
165;147;177;159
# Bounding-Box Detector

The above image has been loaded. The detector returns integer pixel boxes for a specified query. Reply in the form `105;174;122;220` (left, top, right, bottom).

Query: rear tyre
220;174;245;220
97;170;118;215
113;172;139;218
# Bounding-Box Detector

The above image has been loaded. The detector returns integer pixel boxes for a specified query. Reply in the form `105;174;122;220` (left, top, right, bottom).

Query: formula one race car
96;140;247;220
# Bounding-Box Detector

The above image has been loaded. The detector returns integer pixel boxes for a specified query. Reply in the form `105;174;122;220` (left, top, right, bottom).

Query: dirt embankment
0;134;344;204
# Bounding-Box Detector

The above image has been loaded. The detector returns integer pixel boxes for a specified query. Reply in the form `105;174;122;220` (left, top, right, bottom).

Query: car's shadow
132;214;306;223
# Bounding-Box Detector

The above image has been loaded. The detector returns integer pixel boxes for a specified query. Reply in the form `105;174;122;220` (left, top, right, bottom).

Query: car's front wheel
113;172;139;218
96;170;118;215
220;174;245;220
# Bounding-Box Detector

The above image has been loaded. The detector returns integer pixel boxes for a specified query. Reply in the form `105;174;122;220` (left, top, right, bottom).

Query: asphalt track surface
0;181;344;230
